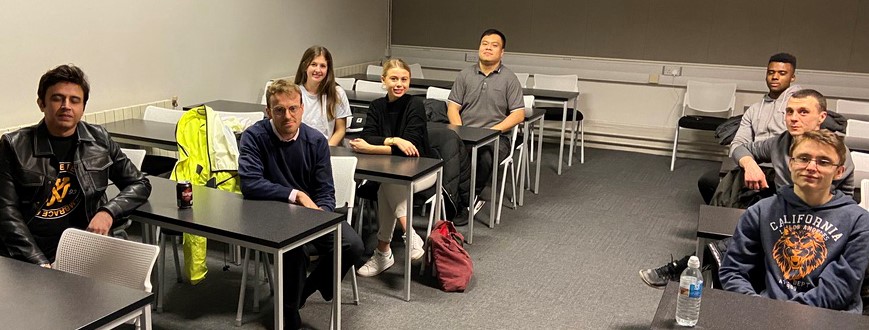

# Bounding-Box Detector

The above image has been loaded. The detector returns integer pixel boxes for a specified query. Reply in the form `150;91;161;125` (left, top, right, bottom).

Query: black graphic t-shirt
29;135;86;261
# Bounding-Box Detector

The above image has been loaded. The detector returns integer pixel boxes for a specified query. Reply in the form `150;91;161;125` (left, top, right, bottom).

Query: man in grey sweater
699;53;802;204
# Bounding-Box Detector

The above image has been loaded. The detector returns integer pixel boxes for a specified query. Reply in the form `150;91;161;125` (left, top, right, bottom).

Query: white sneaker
357;249;394;277
473;198;486;214
405;231;425;261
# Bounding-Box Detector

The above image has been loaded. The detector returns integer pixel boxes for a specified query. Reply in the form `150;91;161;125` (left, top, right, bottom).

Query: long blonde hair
381;58;411;78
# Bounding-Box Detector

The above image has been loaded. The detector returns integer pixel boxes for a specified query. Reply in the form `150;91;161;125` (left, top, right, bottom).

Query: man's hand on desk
295;191;321;210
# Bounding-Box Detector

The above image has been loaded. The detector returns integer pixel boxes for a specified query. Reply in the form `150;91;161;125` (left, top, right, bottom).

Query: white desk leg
535;117;544;194
333;223;342;329
274;248;284;330
468;146;478;244
405;181;414;302
558;101;568;175
489;138;498;229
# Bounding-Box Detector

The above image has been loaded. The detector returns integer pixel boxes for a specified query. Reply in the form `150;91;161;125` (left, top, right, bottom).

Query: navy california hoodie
719;185;869;312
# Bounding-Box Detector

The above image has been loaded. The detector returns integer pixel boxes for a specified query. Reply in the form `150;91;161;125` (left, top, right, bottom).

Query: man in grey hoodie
699;53;802;204
720;129;869;312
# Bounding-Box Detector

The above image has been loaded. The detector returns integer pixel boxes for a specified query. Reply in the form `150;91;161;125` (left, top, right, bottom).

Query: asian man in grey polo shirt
447;28;525;216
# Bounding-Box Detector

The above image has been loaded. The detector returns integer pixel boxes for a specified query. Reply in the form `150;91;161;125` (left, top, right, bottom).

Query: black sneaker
639;254;691;288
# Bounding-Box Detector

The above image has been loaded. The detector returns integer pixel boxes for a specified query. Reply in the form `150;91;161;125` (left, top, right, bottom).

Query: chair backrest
331;156;358;224
366;65;383;76
355;80;386;95
847;119;869;137
532;74;578;92
143;105;184;124
409;63;425;79
837;99;869;120
683;80;737;115
851;152;869;194
427;86;451;102
862;179;869;210
55;229;159;292
260;80;274;105
120;148;146;170
335;77;356;91
523;95;535;118
515;73;530;88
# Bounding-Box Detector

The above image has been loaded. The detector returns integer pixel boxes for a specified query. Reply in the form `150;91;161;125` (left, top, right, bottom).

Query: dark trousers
282;221;364;329
473;135;511;196
698;169;720;205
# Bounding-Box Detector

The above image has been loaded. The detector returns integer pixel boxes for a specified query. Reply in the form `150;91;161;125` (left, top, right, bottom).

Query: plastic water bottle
675;256;703;327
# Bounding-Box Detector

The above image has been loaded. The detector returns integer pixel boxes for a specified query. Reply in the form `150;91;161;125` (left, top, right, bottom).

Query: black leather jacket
0;121;151;264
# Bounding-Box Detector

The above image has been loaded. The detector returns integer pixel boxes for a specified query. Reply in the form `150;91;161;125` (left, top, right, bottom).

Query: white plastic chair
515;73;530;88
355;80;386;95
837;99;869;122
330;156;360;303
366;65;383;76
670;80;736;171
409;63;425;79
496;126;521;225
336;77;356;91
426;86;451;102
851;152;869;196
519;95;536;191
111;148;147;240
861;179;869;210
260;80;273;105
532;74;584;166
847;119;869;138
55;229;159;330
143;105;184;124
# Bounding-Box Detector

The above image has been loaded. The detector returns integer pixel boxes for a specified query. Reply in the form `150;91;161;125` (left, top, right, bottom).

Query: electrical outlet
662;66;682;77
465;53;479;63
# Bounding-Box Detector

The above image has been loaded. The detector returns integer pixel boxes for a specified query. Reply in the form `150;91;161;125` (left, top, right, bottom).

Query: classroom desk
343;73;454;90
182;99;265;112
111;177;345;329
103;119;177;151
696;205;744;266
651;281;869;329
523;88;580;175
0;257;153;330
845;136;869;153
329;146;443;301
519;107;546;206
427;122;500;240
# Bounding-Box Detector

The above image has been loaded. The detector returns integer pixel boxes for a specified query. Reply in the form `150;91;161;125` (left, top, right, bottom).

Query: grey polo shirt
448;63;525;128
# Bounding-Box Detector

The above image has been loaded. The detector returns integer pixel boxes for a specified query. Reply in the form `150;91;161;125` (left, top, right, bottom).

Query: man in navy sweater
720;129;869;312
238;79;364;329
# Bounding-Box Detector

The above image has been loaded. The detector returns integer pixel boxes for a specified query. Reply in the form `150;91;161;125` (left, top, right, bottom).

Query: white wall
394;45;869;158
0;1;388;127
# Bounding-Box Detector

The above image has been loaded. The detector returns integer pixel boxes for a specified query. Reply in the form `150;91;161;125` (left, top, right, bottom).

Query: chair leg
510;160;517;210
350;267;360;305
157;229;166;313
568;112;578;167
262;252;274;296
580;120;585;164
670;127;680;171
253;250;261;313
235;247;252;327
496;160;510;225
171;237;182;283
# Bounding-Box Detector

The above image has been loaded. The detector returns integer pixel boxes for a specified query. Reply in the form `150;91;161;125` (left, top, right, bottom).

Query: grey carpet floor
139;145;717;329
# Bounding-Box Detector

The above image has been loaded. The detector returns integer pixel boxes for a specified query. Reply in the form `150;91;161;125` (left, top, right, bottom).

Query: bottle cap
688;256;700;269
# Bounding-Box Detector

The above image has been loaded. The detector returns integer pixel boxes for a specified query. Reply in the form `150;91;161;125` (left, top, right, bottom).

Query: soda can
176;181;193;208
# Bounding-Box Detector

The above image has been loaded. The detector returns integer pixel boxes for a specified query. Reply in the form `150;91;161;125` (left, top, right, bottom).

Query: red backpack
424;220;473;292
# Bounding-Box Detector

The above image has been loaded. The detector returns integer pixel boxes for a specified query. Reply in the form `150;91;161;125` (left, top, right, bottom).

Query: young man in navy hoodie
238;79;364;329
720;129;869;312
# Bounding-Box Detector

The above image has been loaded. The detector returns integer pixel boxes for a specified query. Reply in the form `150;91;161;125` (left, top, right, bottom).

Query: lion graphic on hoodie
773;226;827;281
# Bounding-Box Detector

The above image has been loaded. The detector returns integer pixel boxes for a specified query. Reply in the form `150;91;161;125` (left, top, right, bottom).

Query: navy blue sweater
720;186;869;312
238;120;335;212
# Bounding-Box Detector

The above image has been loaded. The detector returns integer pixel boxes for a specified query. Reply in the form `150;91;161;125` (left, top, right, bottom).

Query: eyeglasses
789;156;841;169
270;105;302;116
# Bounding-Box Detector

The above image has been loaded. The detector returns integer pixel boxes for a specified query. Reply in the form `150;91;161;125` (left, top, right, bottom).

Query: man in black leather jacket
0;64;151;267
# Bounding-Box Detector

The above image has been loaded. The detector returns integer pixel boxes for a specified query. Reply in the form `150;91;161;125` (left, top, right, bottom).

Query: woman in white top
294;46;352;146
